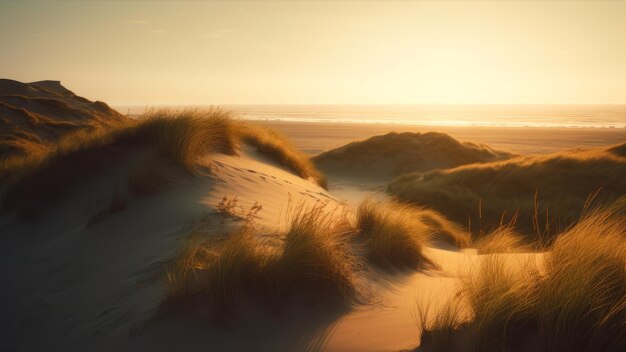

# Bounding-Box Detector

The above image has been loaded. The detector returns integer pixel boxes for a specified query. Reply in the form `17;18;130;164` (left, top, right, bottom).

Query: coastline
250;120;626;155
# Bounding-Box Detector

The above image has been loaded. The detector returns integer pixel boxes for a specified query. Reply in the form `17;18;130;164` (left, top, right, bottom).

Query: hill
388;142;626;242
313;131;514;180
0;79;127;158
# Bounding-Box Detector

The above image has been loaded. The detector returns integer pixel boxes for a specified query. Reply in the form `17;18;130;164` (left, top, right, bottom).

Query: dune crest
389;142;626;241
0;79;127;158
313;131;514;180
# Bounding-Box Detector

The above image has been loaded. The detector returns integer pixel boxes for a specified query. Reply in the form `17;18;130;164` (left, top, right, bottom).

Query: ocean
116;104;626;129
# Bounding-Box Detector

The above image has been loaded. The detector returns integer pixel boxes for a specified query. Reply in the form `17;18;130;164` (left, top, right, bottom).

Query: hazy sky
1;1;625;105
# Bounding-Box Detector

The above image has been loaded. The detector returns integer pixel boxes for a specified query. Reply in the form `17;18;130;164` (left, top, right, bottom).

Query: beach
252;120;626;155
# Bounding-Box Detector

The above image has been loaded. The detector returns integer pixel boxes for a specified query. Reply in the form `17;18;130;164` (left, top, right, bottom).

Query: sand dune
253;120;626;155
313;131;513;180
389;142;626;242
0;143;336;351
1;91;624;351
0;79;127;158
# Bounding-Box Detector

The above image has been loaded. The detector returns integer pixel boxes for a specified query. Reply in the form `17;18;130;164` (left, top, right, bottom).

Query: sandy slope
0;146;335;351
1;144;542;351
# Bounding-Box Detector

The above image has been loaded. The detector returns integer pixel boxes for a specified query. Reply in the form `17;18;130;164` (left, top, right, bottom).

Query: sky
0;1;625;105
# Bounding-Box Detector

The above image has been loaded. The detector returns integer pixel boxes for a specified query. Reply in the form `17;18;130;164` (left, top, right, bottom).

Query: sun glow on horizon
1;1;625;105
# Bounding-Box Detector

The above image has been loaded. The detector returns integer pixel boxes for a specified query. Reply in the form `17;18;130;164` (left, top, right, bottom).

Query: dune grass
356;199;469;270
415;297;467;352
416;208;470;248
417;211;625;352
536;212;626;352
165;227;274;316
1;123;136;219
134;108;238;172
388;144;626;244
473;226;530;254
356;199;432;270
461;256;539;352
273;203;358;303
238;124;327;188
0;108;326;219
164;203;359;318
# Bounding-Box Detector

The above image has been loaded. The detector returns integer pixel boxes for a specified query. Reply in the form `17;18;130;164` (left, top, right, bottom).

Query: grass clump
164;203;359;318
417;208;470;248
536;212;626;352
356;199;466;270
416;298;468;352
416;211;625;352
238;124;327;188
460;256;539;352
134;108;237;172
357;199;430;270
473;226;530;254
165;228;274;316
273;204;357;304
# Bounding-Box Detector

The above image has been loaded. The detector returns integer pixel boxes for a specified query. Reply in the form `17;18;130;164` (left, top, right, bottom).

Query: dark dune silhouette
0;79;127;158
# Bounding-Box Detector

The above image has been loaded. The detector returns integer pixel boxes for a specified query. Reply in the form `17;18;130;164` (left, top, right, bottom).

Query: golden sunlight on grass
0;108;326;219
356;198;469;270
473;226;530;254
460;255;539;352
417;210;626;352
537;212;626;352
164;203;359;317
238;124;328;188
389;144;626;244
